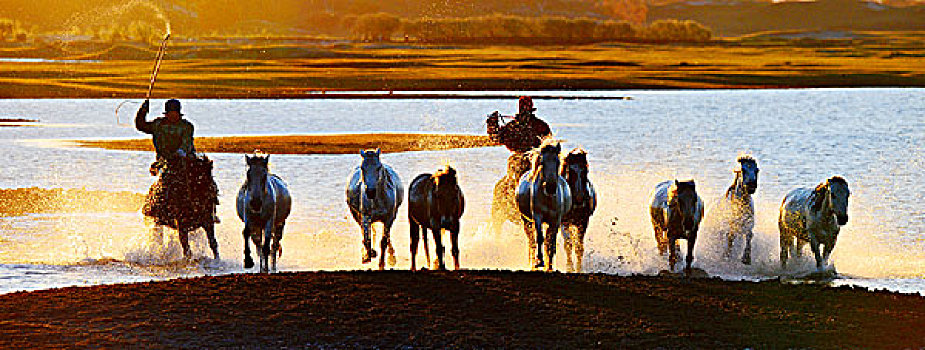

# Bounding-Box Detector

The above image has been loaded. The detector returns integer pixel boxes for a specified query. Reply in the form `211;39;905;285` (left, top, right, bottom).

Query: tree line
351;13;712;44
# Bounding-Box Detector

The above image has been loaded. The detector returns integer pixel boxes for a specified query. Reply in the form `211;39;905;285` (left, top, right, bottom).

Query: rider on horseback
486;96;552;177
136;99;220;225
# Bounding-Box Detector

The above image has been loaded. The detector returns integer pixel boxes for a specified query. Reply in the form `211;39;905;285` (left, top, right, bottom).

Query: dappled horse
346;149;403;270
560;148;596;273
143;155;220;260
649;180;704;272
720;154;759;265
516;140;571;271
779;176;850;270
236;154;291;273
408;165;465;270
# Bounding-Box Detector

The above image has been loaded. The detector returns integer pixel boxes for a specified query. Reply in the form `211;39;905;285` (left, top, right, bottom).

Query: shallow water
0;89;923;294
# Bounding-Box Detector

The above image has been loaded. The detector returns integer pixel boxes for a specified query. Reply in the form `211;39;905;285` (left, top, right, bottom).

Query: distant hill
649;0;925;36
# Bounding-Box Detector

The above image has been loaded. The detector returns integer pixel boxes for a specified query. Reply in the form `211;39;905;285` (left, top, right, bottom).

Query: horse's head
669;180;699;235
245;153;270;210
533;140;562;196
563;148;589;202
360;148;383;200
433;165;460;223
827;176;850;225
736;154;759;194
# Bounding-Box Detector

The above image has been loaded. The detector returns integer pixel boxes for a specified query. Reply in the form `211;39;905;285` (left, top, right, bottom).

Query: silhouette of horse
718;154;759;265
649;179;704;272
408;165;465;270
490;153;532;235
143;155;220;261
779;176;850;270
346;149;402;270
236;153;291;273
516;140;571;271
560;148;596;273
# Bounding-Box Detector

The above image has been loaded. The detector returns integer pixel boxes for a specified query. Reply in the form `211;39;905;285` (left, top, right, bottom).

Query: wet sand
0;270;921;348
0;187;143;216
72;133;496;155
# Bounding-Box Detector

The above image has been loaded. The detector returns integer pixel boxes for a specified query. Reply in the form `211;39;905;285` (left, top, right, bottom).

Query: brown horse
408;166;465;270
560;149;596;273
649;179;703;272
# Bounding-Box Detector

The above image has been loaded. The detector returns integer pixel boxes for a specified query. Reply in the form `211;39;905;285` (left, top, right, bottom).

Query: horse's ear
674;179;680;187
265;154;270;162
375;148;381;156
359;149;364;156
245;154;251;163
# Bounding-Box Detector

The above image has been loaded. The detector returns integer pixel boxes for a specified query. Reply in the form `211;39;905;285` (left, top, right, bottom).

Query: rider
136;99;219;224
486;96;552;176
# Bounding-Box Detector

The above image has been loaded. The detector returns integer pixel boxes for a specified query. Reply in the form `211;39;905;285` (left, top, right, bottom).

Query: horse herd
231;142;850;275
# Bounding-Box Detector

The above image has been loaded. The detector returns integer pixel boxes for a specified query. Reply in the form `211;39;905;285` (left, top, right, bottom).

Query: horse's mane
669;179;696;201
529;139;561;182
562;148;588;175
811;176;848;211
433;165;457;187
736;153;756;164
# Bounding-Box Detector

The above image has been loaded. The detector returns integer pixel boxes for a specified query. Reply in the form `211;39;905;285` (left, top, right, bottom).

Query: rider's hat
163;99;183;116
519;96;536;112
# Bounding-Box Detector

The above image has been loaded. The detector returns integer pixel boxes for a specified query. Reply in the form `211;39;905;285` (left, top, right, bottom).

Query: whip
117;33;171;126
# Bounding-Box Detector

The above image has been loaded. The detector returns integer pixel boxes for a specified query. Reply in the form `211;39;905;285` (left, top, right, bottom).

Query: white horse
515;140;571;271
236;153;291;273
346;149;402;270
650;179;704;272
779;176;850;270
716;154;759;265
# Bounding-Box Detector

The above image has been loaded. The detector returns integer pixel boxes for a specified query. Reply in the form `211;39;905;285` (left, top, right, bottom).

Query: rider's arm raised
135;100;156;134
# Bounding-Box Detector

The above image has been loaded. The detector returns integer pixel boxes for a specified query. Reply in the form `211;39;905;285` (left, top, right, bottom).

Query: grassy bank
0;32;923;98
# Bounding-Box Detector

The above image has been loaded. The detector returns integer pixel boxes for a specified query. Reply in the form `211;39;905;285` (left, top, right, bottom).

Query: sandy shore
71;133;496;155
0;270;921;348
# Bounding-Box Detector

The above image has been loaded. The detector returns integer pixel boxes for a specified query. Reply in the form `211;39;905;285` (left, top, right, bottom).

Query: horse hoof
244;258;254;269
388;255;397;267
534;261;545;269
742;256;752;265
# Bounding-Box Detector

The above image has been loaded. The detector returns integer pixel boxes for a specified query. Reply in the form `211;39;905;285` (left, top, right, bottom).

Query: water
0;88;922;295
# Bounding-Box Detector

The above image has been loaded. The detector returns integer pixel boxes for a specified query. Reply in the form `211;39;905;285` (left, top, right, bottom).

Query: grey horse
721;154;759;265
236;154;291;273
516;140;571;271
649;179;704;272
408;165;465;271
560;148;596;273
779;176;850;270
346;149;403;270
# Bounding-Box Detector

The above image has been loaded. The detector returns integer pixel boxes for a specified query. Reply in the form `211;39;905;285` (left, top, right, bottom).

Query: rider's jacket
486;112;552;153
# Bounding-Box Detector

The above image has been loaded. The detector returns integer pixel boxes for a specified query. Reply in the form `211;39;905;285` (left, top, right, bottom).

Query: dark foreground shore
0;270;922;348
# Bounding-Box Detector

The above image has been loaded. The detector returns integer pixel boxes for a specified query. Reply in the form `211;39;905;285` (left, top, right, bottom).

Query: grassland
0;31;923;98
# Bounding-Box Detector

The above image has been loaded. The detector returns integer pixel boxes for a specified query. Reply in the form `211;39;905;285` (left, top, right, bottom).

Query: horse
649;179;704;273
515;140;571;271
408;165;465;270
236;153;291;273
778;176;850;270
719;154;759;265
560;148;596;273
346;149;403;270
489;152;532;235
143;155;220;261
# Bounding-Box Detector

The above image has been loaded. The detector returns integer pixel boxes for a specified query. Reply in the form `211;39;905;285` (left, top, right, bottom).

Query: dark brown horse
649;179;703;272
408;166;465;270
560;149;596;273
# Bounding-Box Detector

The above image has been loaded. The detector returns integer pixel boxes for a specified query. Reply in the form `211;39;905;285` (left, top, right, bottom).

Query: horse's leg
685;235;696;274
271;222;285;272
179;227;192;260
822;234;837;264
378;221;393;270
387;236;396;267
361;221;374;264
562;224;574;273
450;223;461;271
779;230;790;269
432;224;446;271
409;221;420;271
725;222;736;260
261;221;273;273
668;237;678;272
809;234;823;271
533;216;545;269
242;226;254;269
576;220;588;273
545;221;559;272
204;223;220;260
422;226;431;269
522;217;536;267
